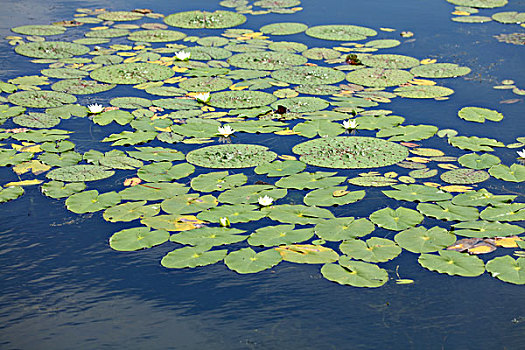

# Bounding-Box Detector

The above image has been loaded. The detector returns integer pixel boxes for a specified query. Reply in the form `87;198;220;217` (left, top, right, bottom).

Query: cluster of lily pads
0;6;524;288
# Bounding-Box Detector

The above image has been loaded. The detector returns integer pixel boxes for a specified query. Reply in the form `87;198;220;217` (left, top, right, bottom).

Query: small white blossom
218;125;234;137
518;149;525;158
258;195;274;206
194;92;210;103
87;103;104;114
219;217;230;227
175;50;190;61
342;119;358;130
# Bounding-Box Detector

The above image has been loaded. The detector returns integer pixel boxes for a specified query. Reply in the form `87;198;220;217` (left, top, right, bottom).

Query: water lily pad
38;151;81;167
128;29;186;42
275;171;345;189
85;29;130;38
51;79;115;95
190;171;247;192
98;11;144;21
346;68;413;87
410;63;471;78
369;207;423;231
110;97;152;109
266;204;335;224
161;246;228;269
225;247;282;274
394;85;454;98
492;11;525;24
276;244;339;264
458;153;500;169
186;144;277;168
419;250;485;277
295;84;341;95
321;258;388;288
15;41;89;59
197;204;265;223
446;0;508;9
8;90;76;108
272;66;345;85
360;54;420;69
197;36;229;47
340;237;401;262
304;186;365;207
348;176;398;187
161;194;218;215
102;130;157;146
178;77;232;92
65;190;120;213
441;168;489;184
271;97;329;113
452;221;524;238
218;185;287;204
93;110;134;126
126;147;185;162
365;39;401;49
395;226;456;253
383;184;452;202
103;200;160;222
480;203;525;222
458;107;503;123
142;214;206;232
452;15;492;23
292;120;344;138
119;182;189;201
41;180;85;199
305;25;377;41
228;51;307;70
260;22;308;35
86;149;143;170
90;63;174;84
452;188;515;207
0;186;24;203
417;202;479;221
409;168;438;179
171;227;247;246
46;164;114;182
248;225;314;247
164;10;246;29
12;24;66;36
41;68;89;79
138;162;194;182
489;164;525;182
208;91;277;109
255;160;306;177
448;136;504;152
13;113;61;128
486;256;525;285
292;136;409;169
314;217;375;241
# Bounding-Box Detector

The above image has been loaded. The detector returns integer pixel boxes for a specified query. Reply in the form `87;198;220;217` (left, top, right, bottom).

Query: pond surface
0;0;524;349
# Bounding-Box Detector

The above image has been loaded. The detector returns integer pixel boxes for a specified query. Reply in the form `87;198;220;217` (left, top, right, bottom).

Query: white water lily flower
518;149;525;158
175;50;190;61
219;217;230;227
342;119;358;129
218;125;234;137
258;195;274;206
87;103;104;114
194;92;210;103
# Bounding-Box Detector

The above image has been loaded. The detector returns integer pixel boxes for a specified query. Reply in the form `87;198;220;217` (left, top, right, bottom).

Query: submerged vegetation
0;0;524;288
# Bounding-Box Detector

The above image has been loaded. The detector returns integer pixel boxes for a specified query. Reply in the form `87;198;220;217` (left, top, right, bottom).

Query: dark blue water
1;0;524;349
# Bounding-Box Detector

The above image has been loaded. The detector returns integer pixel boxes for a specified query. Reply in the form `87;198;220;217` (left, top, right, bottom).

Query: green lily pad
164;10;246;29
103;200;160;222
452;188;516;207
451;15;492;23
408;168;439;179
266;204;335;224
102;130;157;146
65;190;120;213
197;204;266;223
119;182;189;201
441;168;490;184
109;227;169;252
417;202;479;221
12;24;66;36
11;129;71;143
271;97;329;113
480;203;525;222
13;113;61;128
489;164;525;182
85;29;130;38
346;68;413;88
0;105;25;118
360;54;420;69
179;77;233;92
92;55;124;65
340;237;401;263
186;46;233;61
418;250;485;277
448;136;504;152
169;118;219;138
410;63;471;78
110;97;152;109
276;244;339;264
90;63;174;84
314;217;375;241
446;0;508;9
170;227;247;246
41;180;85;199
161;246;228;269
45;104;87;119
8;90;76;108
304;186;365;207
128;29;186;42
46;165;114;182
382;184;452;202
272;66;345;85
186;144;277;168
305;25;377;41
218;185;287;204
190;171;247;192
161;194;218;215
260;22;308;35
248;225;314;247
458;153;501;169
486;256;525;285
93;110;134;126
41;68;89;79
275;171;345;190
295;84;341;95
15;41;89;59
225;247;282;274
196;36;229;47
348;176;398;187
98;11;144;21
127;147;185;162
87;149;143;170
301;47;342;60
394;85;454;99
354;115;405;130
228;51;307;70
0;186;24;203
138;162;195;182
395;226;456;253
38;151;82;167
452;221;524;238
369;207;423;231
458;107;503;123
208;90;277;109
292;136;409;169
255;160;306;177
365;39;401;49
292;120;344;138
51;79;115;95
254;0;300;8
492;11;525;24
321;258;388;288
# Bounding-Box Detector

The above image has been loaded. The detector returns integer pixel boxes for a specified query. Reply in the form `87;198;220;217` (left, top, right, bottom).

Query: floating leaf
8;90;76;108
266;204;335;224
321;258;388;288
276;244;339;264
377;125;438;142
65;190;120;213
41;180;85;199
369;207;423;231
394;85;454;99
161;194;218;214
228;51;307;70
103;200;160;222
255;160;305;177
164;10;246;29
272;66;345;85
127;147;185;162
12;24;66;36
197;204;266;223
395;226;456;253
304;186;365;206
13;113;61;129
225;247;282;274
120;182;188;201
458;153;500;169
480;203;525;222
382;184;452;202
486;256;525;285
440;168;489;184
218;185;286;204
90;63;174;84
347;176;398;187
46;165;114;182
170;227;247;246
138;162;194;182
161;246;227;269
314;217;375;241
128;29;186;42
418;250;485;277
208;90;277;109
0;186;24;203
452;188;516;207
305;25;377;41
417;202;479;221
458;106;503;123
410;63;471;78
275;171;346;190
260;22;308;35
452;221;524;238
191;171;247;192
446;0;507;9
489;164;525;182
248;225;313;247
51;79;115;95
15;41;89;59
109;227;168;251
186;144;277;168
340;237;401;262
448;136;504;152
346;68;413;88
